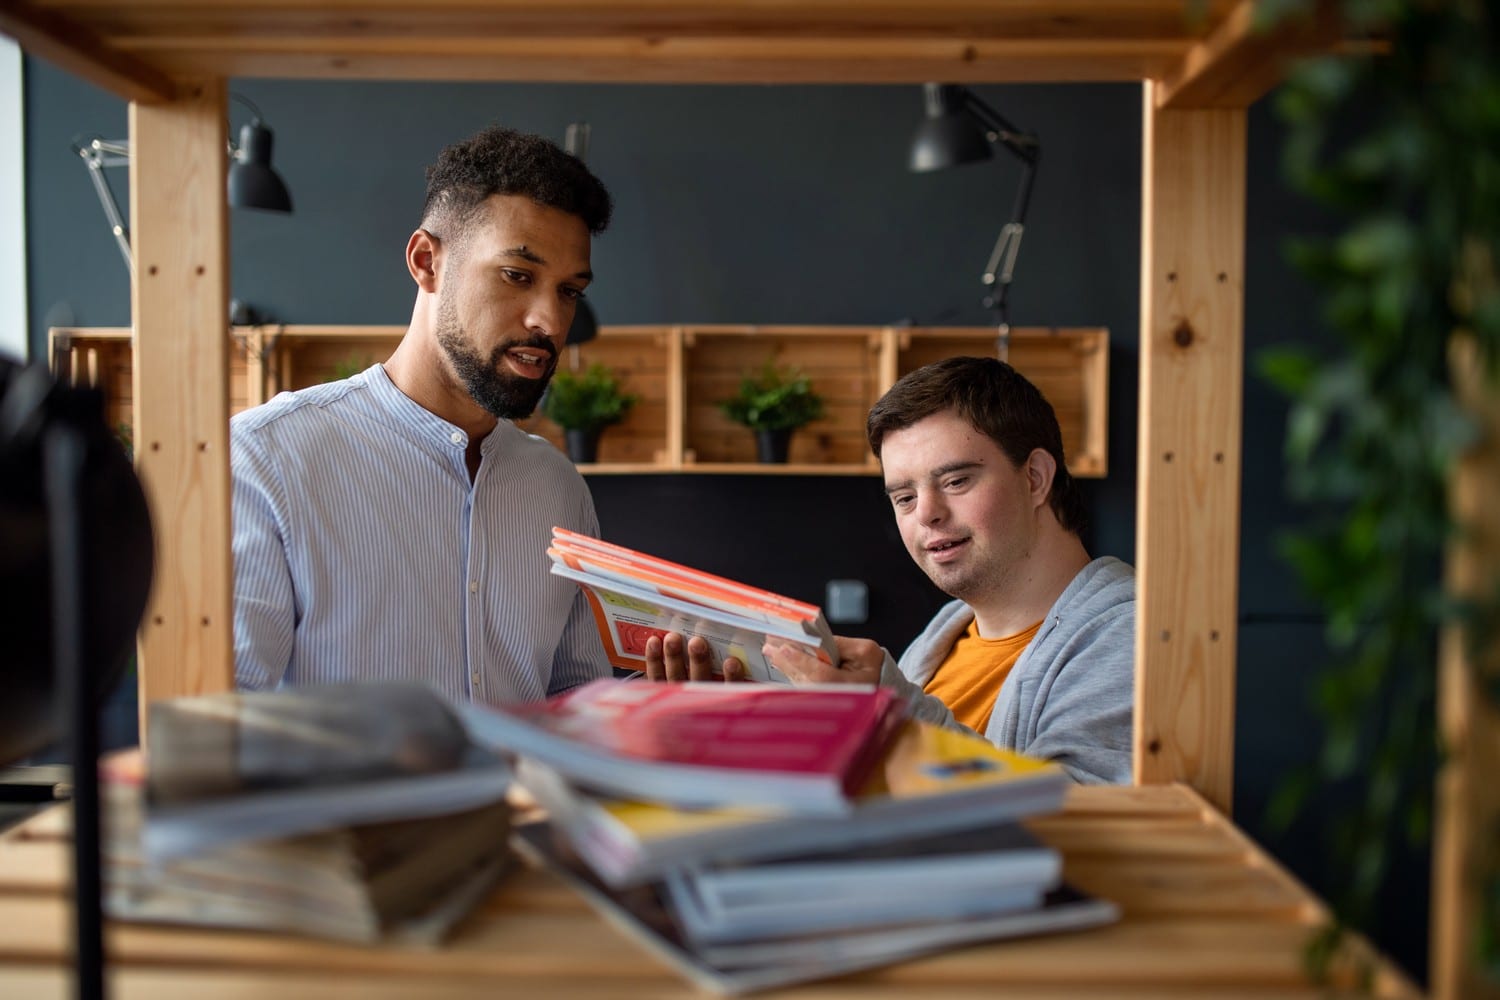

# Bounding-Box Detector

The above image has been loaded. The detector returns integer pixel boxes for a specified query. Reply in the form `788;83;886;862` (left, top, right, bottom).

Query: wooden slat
1432;337;1500;1000
129;80;234;729
35;1;1228;43
1133;84;1245;814
105;39;1188;87
15;0;1256;88
1156;0;1342;110
0;0;176;102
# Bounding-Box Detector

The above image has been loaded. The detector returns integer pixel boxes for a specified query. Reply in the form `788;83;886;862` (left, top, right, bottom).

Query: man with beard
230;126;614;702
649;357;1134;784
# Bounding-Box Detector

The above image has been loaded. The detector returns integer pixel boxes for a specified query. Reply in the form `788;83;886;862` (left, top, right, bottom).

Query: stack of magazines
460;677;1119;994
103;683;517;945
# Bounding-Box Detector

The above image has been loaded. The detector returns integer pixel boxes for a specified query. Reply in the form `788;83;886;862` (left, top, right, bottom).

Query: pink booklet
460;679;908;815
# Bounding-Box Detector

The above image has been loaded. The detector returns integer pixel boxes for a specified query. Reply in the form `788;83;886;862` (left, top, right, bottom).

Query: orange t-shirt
923;618;1042;733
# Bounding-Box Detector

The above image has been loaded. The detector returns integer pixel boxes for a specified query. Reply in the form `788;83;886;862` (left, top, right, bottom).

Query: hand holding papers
548;526;838;683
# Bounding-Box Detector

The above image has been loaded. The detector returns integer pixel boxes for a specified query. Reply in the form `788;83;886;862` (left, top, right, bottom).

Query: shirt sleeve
1020;605;1135;785
230;424;297;690
544;487;612;694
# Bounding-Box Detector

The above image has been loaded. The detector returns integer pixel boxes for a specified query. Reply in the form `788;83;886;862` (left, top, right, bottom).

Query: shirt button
468;581;479;593
471;672;480;684
450;431;464;445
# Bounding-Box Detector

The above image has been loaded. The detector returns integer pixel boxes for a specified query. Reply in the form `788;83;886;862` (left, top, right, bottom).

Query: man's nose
915;490;947;525
525;293;572;343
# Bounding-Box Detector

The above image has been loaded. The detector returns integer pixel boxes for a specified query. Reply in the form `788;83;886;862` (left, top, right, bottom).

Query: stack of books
460;678;1118;993
103;682;517;945
547;526;838;682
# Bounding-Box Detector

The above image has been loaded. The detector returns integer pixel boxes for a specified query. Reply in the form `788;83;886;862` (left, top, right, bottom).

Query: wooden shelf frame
48;323;1110;478
10;3;1484;993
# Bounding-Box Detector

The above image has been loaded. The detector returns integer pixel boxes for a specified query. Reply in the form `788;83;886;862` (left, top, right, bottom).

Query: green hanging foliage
1261;0;1500;984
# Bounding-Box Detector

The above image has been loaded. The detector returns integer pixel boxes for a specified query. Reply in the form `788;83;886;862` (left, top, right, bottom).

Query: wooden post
1432;337;1500;1000
129;79;234;737
1134;82;1246;814
664;326;686;469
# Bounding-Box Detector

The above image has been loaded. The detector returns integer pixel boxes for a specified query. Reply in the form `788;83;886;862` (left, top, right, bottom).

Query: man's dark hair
867;355;1086;535
421;125;613;238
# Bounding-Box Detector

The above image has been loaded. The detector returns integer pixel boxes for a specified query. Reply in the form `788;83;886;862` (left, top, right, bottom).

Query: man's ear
1025;447;1057;511
406;229;440;292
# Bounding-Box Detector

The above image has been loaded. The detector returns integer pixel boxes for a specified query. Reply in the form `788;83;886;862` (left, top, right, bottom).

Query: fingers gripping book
547;526;838;682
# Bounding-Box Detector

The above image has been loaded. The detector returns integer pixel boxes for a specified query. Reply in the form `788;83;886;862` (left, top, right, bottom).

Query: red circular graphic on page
616;622;672;655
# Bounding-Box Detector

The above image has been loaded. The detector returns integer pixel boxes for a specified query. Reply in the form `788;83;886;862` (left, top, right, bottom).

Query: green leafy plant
718;361;825;432
329;355;370;382
541;363;637;432
1259;0;1500;983
113;420;133;460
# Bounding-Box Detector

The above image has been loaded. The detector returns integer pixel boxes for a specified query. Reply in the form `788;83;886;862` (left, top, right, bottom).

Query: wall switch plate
825;579;868;625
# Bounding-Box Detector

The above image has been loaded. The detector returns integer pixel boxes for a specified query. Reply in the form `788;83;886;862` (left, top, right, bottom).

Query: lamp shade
909;83;992;172
228;122;293;213
566;297;600;346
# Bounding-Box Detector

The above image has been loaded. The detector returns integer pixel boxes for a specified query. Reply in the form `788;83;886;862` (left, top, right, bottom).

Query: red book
460;680;907;816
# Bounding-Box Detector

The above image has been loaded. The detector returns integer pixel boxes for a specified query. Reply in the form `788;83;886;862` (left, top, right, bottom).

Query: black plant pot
564;428;602;464
755;428;794;464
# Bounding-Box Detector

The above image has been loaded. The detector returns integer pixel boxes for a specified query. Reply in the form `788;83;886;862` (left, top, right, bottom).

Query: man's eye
561;287;585;301
942;477;968;491
502;269;531;285
891;494;915;509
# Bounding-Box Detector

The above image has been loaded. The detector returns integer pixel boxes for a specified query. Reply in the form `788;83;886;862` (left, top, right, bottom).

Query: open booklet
548;526;838;682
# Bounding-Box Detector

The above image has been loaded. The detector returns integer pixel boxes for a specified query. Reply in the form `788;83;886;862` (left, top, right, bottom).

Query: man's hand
642;633;744;682
763;636;884;686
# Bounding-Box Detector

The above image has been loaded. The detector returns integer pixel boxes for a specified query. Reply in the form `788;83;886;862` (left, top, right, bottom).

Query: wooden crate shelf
681;325;884;470
47;324;1109;477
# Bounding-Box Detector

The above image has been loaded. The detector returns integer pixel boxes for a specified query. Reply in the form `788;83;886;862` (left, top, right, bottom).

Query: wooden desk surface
0;784;1419;999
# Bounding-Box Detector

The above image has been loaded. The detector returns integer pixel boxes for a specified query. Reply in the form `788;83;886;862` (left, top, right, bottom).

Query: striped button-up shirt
230;364;609;704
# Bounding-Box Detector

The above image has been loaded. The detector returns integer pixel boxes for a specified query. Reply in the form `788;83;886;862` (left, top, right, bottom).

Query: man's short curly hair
420;125;613;239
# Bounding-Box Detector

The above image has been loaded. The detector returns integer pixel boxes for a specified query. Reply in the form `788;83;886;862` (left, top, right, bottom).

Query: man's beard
436;306;558;420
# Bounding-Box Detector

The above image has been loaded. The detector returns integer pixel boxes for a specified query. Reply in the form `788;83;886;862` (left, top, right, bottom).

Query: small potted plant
541;363;638;463
718;361;825;463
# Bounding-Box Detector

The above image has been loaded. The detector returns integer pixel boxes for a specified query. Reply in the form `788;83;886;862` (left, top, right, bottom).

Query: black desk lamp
909;83;1040;361
72;94;293;274
563;121;599;349
0;358;155;1000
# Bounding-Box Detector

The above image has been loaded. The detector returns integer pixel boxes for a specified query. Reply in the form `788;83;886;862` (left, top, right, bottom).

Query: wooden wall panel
897;328;1109;477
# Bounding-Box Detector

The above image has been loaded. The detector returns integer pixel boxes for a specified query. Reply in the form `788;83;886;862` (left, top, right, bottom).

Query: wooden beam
111;36;1185;86
1134;83;1246;814
1155;0;1338;109
1432;337;1500;1000
0;0;175;103
129;79;233;738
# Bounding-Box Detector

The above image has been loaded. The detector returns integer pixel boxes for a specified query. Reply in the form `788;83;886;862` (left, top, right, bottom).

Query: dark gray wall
21;60;1426;981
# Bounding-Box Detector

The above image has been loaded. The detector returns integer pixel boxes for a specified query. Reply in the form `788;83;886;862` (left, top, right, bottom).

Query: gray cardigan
877;557;1136;785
